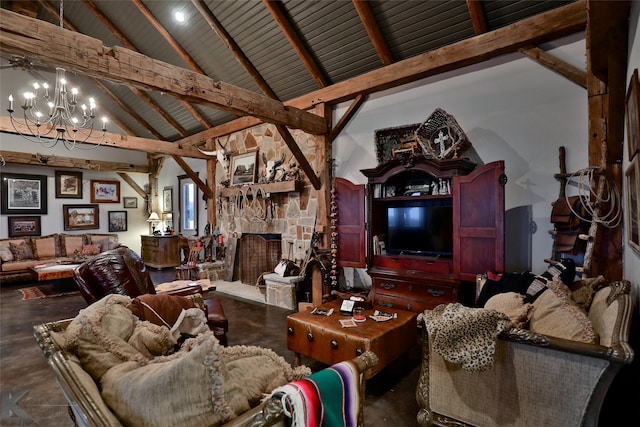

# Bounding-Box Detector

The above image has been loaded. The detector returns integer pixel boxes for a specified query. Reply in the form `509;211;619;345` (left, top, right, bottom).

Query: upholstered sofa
0;233;119;283
416;277;634;427
33;296;378;427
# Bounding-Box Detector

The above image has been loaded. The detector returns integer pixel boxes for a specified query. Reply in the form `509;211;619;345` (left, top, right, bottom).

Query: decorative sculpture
415;108;471;160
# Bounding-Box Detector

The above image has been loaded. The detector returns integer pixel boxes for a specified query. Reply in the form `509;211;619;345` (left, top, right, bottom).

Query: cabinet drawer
142;238;159;248
409;258;451;275
374;294;439;313
374;256;412;270
373;278;455;312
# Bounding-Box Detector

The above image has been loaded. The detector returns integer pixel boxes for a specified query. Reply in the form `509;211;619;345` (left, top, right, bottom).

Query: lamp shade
147;212;160;221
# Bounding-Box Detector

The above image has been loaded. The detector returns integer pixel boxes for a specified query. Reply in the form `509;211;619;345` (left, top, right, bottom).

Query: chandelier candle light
7;67;107;150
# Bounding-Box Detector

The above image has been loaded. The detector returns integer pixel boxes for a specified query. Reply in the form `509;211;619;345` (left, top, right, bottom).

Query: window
178;174;198;235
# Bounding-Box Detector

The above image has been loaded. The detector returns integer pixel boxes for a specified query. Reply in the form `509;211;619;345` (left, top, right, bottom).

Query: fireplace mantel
218;180;304;199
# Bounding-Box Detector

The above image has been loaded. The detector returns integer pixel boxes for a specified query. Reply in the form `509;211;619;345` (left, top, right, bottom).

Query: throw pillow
476;272;535;307
0;244;14;262
570;275;607;312
529;278;598;343
101;334;236;427
60;234;84;257
524;258;576;302
484;292;532;329
92;237;119;251
9;240;33;261
81;244;101;256
32;235;60;259
127;294;198;328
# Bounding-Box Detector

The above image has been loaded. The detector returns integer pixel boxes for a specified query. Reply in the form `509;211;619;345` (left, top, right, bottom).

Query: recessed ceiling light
174;11;185;23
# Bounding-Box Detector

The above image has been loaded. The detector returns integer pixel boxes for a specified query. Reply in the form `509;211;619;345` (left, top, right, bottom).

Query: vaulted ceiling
1;0;579;150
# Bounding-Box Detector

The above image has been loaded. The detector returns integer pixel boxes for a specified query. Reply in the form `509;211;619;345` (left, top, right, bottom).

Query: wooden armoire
335;156;505;312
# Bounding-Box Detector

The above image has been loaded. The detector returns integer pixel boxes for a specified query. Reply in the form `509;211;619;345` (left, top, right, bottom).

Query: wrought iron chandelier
6;0;107;150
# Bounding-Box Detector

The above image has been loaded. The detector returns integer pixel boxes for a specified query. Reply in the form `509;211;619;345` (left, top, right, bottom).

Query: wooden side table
286;299;417;378
140;235;179;269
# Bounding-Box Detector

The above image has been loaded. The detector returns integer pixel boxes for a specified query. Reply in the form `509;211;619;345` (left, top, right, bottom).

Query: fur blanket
64;294;311;427
421;303;512;372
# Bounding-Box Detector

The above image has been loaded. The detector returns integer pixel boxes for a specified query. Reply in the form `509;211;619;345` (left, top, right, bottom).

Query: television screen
386;205;453;256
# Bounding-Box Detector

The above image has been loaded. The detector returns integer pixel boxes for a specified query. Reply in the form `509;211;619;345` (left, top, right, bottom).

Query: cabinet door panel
335;177;366;268
453;161;505;281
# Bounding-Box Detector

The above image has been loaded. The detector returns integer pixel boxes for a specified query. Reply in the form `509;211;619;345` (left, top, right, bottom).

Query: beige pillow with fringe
529;278;598;343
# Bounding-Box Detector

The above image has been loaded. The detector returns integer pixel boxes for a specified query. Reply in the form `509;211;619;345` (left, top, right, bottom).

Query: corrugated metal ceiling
0;0;574;142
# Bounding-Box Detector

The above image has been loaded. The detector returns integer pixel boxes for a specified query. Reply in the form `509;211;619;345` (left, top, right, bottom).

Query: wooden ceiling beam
171;155;214;199
190;1;317;190
193;0;278;100
275;124;321;190
296;0;587;106
82;0;210;132
36;0;147;137
466;0;488;35
117;172;148;198
131;0;205;75
519;46;587;89
263;0;329;88
0;150;150;173
0;8;328;135
38;0;166;138
181;0;588;144
329;94;366;143
352;0;394;66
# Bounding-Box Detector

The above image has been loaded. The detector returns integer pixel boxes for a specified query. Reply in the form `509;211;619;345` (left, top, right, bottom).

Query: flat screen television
386;204;453;256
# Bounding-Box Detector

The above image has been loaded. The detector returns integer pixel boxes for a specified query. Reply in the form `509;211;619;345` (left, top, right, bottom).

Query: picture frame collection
2;171;137;235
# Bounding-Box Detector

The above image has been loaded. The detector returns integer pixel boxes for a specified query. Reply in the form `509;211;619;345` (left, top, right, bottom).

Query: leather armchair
73;246;228;345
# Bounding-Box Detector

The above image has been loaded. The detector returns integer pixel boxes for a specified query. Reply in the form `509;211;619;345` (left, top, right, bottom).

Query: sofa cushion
32;235;61;259
91;237;119;251
9;240;33;261
1;259;37;272
485;292;532;329
60;234;84;257
82;244;101;256
529;278;597;343
0;244;14;262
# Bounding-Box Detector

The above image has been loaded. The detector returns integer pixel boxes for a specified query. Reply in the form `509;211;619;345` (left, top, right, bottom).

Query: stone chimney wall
215;122;320;262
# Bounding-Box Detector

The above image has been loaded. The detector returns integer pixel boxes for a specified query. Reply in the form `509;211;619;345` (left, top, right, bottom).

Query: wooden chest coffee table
31;263;81;281
286;299;417;378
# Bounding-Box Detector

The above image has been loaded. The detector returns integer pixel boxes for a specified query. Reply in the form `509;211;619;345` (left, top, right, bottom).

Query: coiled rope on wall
565;167;622;229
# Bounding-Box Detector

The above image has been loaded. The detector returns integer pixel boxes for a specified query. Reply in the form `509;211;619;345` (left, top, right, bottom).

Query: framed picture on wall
123;197;137;208
626;156;640;255
626;68;639;161
8;216;41;237
163;187;173;212
90;180;120;203
55;170;83;199
1;173;48;215
63;204;100;231
108;211;128;232
230;152;258;185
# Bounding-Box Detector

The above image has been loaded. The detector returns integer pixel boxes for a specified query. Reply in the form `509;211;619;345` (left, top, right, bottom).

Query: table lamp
147;211;161;234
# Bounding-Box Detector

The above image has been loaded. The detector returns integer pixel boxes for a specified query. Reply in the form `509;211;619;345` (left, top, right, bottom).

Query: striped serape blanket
271;360;361;427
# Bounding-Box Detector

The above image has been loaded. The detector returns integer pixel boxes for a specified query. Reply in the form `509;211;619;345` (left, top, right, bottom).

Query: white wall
0;142;148;251
625;1;640;303
334;36;588;276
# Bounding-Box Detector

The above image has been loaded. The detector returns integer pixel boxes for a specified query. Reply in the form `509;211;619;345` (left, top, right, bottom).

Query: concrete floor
0;270;422;426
